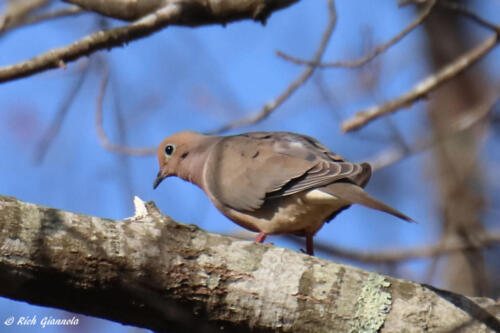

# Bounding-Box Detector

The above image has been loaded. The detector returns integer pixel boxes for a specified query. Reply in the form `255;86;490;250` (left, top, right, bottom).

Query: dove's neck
179;137;219;188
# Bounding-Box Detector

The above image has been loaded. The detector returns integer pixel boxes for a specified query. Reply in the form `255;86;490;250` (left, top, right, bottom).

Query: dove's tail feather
322;182;414;222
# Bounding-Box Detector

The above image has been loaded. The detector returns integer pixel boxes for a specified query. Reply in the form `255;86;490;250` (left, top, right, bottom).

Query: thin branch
0;0;50;32
367;98;495;171
0;5;83;35
438;0;500;33
208;0;337;134
276;0;436;68
0;4;83;35
0;4;180;83
34;59;90;163
111;69;137;211
287;231;500;264
0;0;298;84
95;66;156;156
341;33;500;132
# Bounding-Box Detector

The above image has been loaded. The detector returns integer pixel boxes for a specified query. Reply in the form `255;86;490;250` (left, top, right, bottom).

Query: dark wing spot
252;151;260;159
305;152;316;162
181;152;189;159
302;136;325;149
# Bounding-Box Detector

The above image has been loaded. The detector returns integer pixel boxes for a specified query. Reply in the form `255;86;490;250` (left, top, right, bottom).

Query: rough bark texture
63;0;298;23
0;194;499;332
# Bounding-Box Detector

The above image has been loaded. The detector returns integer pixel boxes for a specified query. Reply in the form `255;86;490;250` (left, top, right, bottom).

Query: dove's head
153;131;212;189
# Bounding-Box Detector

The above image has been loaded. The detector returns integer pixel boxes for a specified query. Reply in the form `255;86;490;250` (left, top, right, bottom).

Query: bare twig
0;0;50;32
1;5;83;35
1;4;83;35
367;98;495;171
341;33;500;132
111;75;136;212
208;0;337;134
438;1;500;33
313;72;343;122
287;231;500;263
0;0;298;84
341;3;500;132
0;4;181;83
276;0;436;68
34;59;90;163
96;66;156;156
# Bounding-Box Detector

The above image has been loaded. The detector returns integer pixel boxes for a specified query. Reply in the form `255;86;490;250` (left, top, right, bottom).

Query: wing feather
203;132;370;211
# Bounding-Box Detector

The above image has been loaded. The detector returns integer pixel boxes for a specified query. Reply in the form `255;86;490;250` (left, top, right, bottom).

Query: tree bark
0;194;499;332
63;0;298;23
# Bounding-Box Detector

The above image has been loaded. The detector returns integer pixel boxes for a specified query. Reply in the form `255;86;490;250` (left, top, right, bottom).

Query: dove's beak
153;171;166;189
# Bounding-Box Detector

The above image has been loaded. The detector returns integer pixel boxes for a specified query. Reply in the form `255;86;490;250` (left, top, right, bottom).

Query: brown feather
320;182;413;222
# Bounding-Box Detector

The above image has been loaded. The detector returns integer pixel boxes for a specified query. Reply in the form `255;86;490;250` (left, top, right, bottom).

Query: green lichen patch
351;273;392;333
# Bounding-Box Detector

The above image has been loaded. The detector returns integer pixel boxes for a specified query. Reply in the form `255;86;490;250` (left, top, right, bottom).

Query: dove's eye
165;144;176;157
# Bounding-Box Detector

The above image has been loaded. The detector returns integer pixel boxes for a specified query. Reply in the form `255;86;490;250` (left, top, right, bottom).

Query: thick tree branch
63;0;296;23
0;194;499;332
0;0;298;84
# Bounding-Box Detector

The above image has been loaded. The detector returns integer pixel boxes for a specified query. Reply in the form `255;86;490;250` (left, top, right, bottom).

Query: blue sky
1;1;499;331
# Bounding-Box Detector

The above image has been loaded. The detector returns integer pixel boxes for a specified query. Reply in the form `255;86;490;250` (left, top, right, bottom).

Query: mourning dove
154;131;412;255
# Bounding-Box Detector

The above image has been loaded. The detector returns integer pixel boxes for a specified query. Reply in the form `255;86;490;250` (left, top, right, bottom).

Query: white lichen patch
351;273;392;333
0;238;29;260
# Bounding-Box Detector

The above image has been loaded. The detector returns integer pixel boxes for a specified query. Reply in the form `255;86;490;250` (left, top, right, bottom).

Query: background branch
341;33;499;132
286;231;500;264
276;0;436;68
95;64;156;156
208;0;337;134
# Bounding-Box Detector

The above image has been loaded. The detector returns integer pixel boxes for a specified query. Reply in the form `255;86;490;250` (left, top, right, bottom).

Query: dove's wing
203;132;369;211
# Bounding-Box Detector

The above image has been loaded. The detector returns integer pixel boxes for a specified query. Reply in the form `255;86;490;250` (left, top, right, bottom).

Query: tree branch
0;4;83;35
341;3;500;133
276;0;436;68
0;194;499;332
208;0;337;134
0;0;298;84
95;65;156;156
341;33;500;132
287;231;500;264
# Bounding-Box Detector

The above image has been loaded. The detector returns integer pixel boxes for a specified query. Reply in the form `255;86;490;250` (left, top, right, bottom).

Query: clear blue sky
1;1;499;332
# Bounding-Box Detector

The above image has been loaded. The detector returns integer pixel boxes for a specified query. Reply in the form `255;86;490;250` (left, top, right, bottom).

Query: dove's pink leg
254;232;267;243
306;235;314;256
